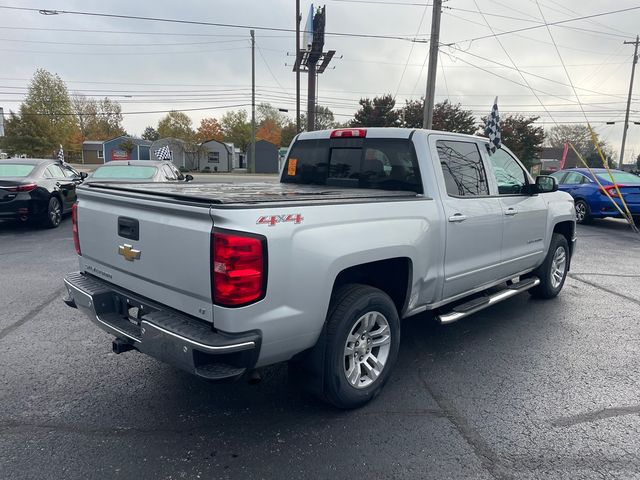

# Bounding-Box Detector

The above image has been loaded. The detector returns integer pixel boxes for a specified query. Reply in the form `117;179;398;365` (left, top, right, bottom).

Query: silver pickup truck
64;128;576;408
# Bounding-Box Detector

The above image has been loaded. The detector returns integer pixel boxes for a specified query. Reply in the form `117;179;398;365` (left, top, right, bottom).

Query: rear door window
282;138;422;193
436;140;489;197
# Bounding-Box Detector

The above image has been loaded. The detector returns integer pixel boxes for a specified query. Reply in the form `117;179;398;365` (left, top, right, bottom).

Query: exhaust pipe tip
247;369;262;385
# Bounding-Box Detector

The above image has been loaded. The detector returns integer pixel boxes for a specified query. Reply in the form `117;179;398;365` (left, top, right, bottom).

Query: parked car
550;168;640;224
85;160;193;183
64;128;576;408
0;159;87;228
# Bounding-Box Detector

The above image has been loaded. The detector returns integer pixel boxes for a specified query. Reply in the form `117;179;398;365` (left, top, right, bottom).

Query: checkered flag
484;97;501;155
57;144;65;163
154;145;172;161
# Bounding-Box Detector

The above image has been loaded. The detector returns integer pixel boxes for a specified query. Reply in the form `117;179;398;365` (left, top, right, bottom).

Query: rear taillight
72;202;81;255
599;185;625;198
4;183;37;192
330;128;367;138
212;230;266;307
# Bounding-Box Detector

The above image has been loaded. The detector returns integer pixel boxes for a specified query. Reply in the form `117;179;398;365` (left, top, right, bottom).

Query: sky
1;0;639;163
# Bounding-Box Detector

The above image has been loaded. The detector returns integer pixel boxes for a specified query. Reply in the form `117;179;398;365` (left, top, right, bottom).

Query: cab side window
436;140;489;197
487;149;527;195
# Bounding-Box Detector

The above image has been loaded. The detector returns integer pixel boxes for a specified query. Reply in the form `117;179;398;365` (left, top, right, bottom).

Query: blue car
550;168;640;224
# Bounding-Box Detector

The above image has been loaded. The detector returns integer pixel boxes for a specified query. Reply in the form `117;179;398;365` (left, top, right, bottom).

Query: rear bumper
63;272;261;380
590;197;640;217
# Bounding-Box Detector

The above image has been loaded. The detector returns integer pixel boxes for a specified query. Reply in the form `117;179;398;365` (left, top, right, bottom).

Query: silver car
85;160;193;183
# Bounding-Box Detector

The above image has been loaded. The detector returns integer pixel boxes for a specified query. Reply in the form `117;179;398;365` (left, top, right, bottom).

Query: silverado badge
118;244;141;261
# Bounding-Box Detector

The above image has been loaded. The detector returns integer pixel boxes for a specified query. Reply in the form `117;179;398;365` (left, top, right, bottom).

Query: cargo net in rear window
282;138;423;193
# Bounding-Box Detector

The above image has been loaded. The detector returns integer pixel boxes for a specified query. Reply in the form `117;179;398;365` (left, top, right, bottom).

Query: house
150;138;207;171
103;136;151;162
199;139;232;172
81;141;104;164
247;140;279;174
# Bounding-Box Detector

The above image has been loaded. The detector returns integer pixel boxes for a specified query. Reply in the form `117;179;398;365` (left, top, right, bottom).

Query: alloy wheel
343;311;391;389
550;246;567;289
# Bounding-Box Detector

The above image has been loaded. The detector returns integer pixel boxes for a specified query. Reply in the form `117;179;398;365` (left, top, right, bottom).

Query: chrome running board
437;277;541;325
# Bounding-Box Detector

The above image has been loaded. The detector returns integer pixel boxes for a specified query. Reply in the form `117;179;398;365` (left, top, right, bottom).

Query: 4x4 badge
118;244;141;261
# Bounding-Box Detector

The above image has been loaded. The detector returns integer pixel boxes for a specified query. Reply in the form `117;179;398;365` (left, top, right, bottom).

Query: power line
470;0;558;127
444;5;640;46
0;46;248;56
393;2;430;98
0;5;424;43
0;37;249;47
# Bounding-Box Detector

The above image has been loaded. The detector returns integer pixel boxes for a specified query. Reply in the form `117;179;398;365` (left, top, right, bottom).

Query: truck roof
295;127;487;143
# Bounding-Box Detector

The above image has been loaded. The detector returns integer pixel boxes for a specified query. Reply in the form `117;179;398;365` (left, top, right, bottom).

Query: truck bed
80;182;421;207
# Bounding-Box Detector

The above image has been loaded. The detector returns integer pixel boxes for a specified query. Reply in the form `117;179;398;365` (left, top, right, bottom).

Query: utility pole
423;0;442;129
296;0;301;133
619;35;639;169
250;29;256;174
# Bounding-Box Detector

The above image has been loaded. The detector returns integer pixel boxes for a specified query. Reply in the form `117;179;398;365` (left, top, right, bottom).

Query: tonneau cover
80;182;420;205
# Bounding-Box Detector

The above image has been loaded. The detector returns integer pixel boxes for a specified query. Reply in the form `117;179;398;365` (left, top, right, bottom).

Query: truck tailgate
76;187;214;323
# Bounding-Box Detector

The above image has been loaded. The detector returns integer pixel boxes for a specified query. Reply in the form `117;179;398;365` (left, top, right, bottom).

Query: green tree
403;99;476;134
221;109;251;151
351;94;400;127
0;105;56;157
300;105;336;130
636;153;640;170
544;124;616;168
280;122;298;147
157;111;195;141
480;114;544;169
544;124;593;156
257;103;288;128
141;126;160;141
72;95;125;141
18;69;74;154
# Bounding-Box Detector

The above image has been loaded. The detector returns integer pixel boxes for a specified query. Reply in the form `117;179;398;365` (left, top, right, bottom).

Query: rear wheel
574;200;592;224
529;233;569;299
43;196;62;228
322;284;400;409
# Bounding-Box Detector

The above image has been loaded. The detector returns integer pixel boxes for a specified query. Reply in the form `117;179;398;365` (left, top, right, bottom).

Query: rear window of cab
0;164;36;177
282;138;423;193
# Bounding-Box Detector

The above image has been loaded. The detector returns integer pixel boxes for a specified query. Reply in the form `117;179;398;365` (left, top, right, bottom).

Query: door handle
448;213;467;223
505;208;518;216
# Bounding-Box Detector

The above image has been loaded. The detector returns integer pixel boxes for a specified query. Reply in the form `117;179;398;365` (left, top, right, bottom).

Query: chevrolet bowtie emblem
118;244;141;261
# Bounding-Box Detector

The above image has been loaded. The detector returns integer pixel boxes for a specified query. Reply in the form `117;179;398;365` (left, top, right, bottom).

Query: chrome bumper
63;272;261;380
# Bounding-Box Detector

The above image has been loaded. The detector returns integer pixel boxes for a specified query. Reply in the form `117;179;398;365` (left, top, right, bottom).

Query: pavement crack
416;368;513;480
568;274;640;307
0;287;65;341
552;405;640;427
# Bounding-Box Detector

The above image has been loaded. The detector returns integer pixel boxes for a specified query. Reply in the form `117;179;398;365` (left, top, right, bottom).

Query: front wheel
322;284;400;409
529;233;569;299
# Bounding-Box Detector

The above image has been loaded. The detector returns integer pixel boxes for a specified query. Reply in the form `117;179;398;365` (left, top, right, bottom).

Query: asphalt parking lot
1;215;639;480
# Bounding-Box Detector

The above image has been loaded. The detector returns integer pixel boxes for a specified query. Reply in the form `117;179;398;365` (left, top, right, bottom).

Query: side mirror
535;175;558;193
185;174;194;182
80;172;88;180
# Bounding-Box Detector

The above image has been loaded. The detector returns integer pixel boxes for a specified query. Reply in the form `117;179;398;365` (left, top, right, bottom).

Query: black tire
529;233;569;299
322;284;400;409
574;199;593;225
43;196;62;228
